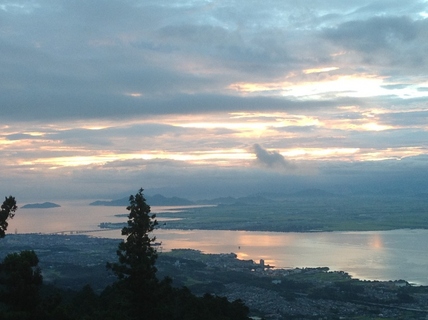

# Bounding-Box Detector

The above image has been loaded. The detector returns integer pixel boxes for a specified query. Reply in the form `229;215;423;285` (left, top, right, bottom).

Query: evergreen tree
105;189;160;319
107;188;158;284
103;188;250;320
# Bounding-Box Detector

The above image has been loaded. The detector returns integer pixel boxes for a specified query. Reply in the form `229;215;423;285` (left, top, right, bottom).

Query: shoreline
3;231;428;286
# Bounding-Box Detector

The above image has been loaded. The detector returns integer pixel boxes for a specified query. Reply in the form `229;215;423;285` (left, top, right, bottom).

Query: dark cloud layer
0;0;425;121
324;15;428;72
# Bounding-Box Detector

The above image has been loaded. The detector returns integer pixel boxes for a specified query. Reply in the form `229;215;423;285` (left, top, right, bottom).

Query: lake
7;202;428;285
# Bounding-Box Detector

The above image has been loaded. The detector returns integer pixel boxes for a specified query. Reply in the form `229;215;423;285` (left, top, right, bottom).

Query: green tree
0;196;17;238
105;188;160;319
103;188;249;320
107;188;158;284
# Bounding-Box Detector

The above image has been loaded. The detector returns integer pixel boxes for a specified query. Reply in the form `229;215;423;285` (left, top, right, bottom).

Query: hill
22;202;61;209
90;194;194;206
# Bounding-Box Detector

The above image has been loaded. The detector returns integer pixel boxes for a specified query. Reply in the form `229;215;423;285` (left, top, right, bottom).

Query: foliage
0;190;249;319
102;188;249;320
0;196;17;238
0;250;43;311
107;188;158;285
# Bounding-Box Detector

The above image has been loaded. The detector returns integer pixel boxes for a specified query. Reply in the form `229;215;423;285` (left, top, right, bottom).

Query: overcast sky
1;0;428;202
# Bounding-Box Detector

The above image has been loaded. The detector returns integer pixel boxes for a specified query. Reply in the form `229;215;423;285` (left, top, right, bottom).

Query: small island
22;202;61;209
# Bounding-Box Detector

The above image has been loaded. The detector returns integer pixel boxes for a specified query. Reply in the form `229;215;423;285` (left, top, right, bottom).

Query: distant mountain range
90;194;194;206
22;202;61;209
90;188;338;207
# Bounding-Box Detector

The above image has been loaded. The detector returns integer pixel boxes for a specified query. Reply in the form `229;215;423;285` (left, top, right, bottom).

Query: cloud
1;0;428;202
252;144;295;170
323;15;428;71
379;110;428;127
381;84;411;90
324;16;418;50
1;0;426;122
5;133;40;141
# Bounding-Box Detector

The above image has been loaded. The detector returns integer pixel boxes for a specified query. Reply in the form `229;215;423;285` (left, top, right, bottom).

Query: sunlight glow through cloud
12;143;426;170
229;75;428;100
3;105;428;173
283;75;389;98
303;67;340;74
124;92;143;97
228;75;387;98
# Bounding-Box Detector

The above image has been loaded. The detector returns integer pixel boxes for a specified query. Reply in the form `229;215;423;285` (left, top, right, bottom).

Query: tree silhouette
105;188;161;318
103;188;249;320
107;188;158;285
0;250;43;311
0;196;17;238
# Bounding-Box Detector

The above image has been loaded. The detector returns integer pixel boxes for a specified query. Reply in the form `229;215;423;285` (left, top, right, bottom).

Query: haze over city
1;0;428;202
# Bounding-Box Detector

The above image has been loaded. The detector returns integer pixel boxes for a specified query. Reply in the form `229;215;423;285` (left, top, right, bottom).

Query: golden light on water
235;252;250;260
369;234;384;250
237;233;295;248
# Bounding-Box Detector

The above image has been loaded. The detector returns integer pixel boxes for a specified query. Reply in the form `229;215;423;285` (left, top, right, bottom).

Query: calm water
7;203;428;285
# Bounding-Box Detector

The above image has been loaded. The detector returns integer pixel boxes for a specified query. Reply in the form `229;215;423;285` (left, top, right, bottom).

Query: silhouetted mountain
22;202;61;209
90;194;194;206
89;197;129;206
148;194;194;206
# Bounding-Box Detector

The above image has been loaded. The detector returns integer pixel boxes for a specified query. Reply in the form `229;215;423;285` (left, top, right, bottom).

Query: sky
1;0;428;202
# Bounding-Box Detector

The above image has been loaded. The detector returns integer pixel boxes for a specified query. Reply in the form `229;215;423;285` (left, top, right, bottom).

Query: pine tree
107;188;158;285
